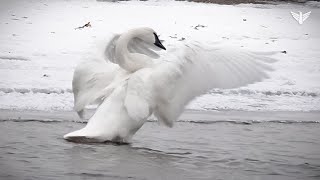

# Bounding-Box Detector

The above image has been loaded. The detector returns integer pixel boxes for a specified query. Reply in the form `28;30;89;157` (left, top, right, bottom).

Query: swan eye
153;32;166;50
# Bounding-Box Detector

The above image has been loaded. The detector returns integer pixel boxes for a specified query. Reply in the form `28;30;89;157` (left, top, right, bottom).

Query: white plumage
64;27;275;143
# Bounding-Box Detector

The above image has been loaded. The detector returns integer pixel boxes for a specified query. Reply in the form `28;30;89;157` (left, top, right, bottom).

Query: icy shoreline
1;109;319;124
0;0;319;112
1;88;320;111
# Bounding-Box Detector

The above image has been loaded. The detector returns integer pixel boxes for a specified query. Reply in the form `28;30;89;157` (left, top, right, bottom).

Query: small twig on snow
75;22;91;30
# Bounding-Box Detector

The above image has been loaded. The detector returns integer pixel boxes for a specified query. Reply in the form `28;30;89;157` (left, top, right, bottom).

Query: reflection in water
63;141;192;179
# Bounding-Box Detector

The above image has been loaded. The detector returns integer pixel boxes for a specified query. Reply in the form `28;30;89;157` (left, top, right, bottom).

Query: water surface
0;110;319;180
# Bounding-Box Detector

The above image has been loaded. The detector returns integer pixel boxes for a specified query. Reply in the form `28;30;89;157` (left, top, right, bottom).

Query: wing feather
150;45;276;126
124;69;153;122
73;34;134;118
73;32;162;119
72;59;118;117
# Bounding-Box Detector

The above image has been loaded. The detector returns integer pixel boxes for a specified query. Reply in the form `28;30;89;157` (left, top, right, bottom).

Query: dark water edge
1;109;320;124
0;110;320;180
97;0;315;5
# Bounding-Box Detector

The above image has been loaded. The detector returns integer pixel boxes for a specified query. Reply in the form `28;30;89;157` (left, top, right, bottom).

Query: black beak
153;33;166;50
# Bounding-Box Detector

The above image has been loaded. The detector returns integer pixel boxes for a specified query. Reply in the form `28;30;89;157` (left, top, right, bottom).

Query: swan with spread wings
64;27;275;143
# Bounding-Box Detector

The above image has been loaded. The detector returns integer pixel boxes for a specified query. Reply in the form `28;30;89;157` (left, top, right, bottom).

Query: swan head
127;27;166;50
114;27;166;72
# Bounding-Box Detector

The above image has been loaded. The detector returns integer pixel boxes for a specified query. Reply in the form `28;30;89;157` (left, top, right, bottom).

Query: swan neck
115;32;152;72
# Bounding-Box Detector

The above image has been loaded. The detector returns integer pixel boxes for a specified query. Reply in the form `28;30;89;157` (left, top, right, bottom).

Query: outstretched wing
291;11;300;22
302;11;311;21
72;58;119;118
73;34;136;118
150;44;276;127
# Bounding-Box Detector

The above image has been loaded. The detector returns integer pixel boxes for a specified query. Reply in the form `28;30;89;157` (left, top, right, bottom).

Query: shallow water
0;110;320;180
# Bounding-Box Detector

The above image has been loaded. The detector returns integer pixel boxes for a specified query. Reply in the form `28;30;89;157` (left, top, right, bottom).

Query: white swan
64;27;275;143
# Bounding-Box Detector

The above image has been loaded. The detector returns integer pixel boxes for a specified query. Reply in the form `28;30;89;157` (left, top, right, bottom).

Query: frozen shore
1;109;319;124
0;0;319;112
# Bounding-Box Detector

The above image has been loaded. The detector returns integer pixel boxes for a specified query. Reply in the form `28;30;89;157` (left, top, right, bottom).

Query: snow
0;0;319;112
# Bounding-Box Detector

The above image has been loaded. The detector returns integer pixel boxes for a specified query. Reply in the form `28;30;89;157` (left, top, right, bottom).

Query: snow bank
0;0;319;112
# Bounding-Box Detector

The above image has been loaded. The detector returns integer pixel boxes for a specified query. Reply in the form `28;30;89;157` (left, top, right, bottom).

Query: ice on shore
0;0;319;111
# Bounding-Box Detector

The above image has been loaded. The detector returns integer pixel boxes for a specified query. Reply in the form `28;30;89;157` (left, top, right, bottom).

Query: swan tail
64;135;100;143
63;128;102;143
64;127;110;143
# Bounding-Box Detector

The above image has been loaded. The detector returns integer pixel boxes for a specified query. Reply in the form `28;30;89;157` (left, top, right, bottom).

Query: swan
64;27;275;143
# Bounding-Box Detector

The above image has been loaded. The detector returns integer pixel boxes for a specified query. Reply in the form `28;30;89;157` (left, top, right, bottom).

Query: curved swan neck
115;31;153;72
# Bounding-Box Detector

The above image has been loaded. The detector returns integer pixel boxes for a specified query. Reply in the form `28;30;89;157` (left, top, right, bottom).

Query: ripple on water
0;111;319;180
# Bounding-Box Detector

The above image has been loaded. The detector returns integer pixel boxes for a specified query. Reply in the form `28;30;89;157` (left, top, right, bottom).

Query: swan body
64;27;275;143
